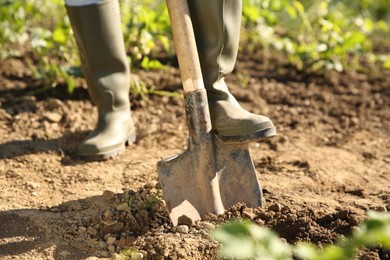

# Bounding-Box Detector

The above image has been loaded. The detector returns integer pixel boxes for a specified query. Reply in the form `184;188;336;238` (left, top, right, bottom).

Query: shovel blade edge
215;139;263;209
157;149;205;226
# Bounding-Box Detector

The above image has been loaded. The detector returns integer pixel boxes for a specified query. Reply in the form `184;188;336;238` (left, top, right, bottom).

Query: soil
0;49;389;260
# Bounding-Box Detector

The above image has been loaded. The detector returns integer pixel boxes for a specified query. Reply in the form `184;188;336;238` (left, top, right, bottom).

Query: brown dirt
0;49;389;259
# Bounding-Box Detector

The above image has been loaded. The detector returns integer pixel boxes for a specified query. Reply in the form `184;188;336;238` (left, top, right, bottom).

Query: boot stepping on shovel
158;0;274;226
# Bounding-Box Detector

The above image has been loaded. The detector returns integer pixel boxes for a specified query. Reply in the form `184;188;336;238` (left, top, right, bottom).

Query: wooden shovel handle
166;0;204;93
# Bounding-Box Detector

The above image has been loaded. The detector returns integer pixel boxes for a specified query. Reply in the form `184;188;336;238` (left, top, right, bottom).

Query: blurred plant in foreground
211;210;390;260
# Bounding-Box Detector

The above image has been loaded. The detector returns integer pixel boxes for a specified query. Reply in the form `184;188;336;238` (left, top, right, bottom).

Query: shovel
158;0;263;226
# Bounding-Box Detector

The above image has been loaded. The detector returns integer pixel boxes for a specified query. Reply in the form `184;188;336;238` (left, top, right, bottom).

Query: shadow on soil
0;191;154;260
0;132;93;165
0;212;44;256
0;83;90;104
0;208;89;259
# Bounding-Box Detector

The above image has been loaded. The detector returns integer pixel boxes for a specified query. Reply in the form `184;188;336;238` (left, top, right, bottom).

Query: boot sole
78;132;136;162
217;127;277;143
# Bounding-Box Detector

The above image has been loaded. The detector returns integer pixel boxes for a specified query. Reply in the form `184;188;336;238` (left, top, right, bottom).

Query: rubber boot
188;0;276;142
66;0;136;160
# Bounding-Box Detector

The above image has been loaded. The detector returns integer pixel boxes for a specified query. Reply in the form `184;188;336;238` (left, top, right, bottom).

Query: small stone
78;226;87;233
138;209;149;221
87;226;98;236
101;209;113;220
242;208;256;219
102;190;115;200
371;205;387;212
98;251;109;257
106;236;116;245
97;240;107;249
161;248;170;257
349;215;360;226
144;181;158;189
26;181;40;189
100;222;124;236
196;222;215;230
268;203;282;212
114;237;126;247
104;233;112;240
107;244;115;252
350;117;359;126
115;203;129;211
43;112;62;123
46;98;64;109
177;215;193;227
174;225;189;234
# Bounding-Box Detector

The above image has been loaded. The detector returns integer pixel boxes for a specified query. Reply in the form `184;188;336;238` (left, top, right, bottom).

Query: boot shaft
66;0;130;110
188;0;242;88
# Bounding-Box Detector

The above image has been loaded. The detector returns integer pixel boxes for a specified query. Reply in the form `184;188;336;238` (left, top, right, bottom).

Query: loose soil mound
0;50;389;259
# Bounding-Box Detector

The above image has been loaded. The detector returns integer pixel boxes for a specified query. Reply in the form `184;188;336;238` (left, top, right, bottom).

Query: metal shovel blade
157;90;262;226
159;0;263;226
214;139;263;210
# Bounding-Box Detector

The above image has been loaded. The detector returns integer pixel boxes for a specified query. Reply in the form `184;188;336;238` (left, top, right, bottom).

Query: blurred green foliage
211;220;291;259
242;0;390;71
0;0;389;93
211;211;390;260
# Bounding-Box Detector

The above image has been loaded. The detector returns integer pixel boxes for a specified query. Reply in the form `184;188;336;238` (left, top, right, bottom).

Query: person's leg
66;0;136;160
188;0;276;142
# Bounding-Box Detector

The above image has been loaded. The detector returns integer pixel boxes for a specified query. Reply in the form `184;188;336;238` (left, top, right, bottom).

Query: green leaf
367;210;390;222
285;5;297;18
243;6;261;23
342;31;365;50
294;243;321;259
140;56;165;70
211;222;255;258
383;55;390;69
320;245;346;260
292;0;304;14
211;221;292;259
52;27;67;44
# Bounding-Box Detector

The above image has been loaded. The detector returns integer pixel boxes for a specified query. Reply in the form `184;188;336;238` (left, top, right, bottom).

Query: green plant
211;220;291;259
30;20;79;92
242;0;390;71
211;211;390;260
0;0;33;58
130;77;182;100
1;0;389;97
0;0;80;92
120;0;171;70
112;248;143;260
0;0;173;94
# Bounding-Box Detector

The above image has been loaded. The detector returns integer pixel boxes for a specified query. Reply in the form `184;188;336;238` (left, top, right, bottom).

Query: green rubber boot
188;0;276;142
66;0;136;160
